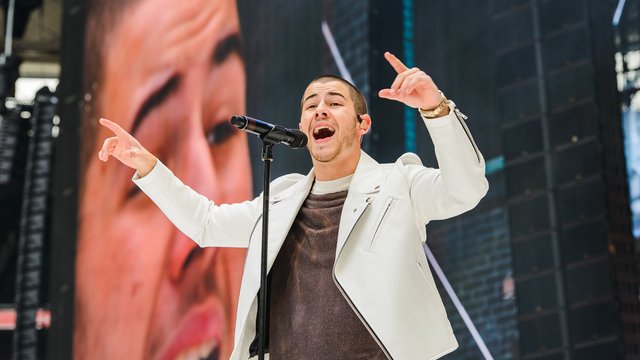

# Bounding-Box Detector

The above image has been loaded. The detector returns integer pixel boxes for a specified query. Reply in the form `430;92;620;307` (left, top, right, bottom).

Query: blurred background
1;0;640;359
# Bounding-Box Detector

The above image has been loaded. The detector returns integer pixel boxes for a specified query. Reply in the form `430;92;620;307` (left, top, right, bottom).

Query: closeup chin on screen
74;0;251;359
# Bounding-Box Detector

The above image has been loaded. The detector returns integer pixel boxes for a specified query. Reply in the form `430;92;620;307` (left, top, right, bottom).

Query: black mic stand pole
231;115;307;359
257;140;274;360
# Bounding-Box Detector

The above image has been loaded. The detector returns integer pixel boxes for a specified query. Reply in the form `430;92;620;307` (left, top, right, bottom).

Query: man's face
75;0;250;359
299;80;363;166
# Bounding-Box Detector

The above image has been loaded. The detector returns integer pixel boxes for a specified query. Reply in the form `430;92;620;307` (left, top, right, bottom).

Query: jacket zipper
453;108;481;164
332;273;393;359
368;198;394;249
332;201;393;359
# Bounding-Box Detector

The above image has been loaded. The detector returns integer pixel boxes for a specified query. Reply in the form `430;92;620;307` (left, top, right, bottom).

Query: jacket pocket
416;259;430;283
367;197;395;249
416;258;440;298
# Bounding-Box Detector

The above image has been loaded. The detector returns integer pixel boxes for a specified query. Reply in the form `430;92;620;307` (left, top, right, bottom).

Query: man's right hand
98;118;158;177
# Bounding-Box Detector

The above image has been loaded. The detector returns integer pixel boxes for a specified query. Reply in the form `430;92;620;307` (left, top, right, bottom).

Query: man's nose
177;118;218;198
168;115;219;283
315;102;328;118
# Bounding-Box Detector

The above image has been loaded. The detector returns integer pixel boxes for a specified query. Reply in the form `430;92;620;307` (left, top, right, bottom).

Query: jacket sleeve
405;106;489;222
132;161;261;248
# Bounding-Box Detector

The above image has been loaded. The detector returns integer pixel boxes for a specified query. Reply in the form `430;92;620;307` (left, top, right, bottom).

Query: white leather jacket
133;107;489;360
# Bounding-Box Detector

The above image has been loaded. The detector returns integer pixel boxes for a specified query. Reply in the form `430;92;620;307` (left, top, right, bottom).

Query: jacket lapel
336;151;384;257
264;172;315;270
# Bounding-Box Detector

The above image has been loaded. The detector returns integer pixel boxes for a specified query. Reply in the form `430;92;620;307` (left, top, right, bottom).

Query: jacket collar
271;149;383;202
268;150;385;258
346;150;384;195
338;150;385;256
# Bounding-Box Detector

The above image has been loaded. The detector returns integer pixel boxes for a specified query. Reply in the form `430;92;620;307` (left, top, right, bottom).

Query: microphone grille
230;115;248;128
291;130;308;149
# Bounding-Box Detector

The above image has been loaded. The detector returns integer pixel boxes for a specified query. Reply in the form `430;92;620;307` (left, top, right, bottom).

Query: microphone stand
257;139;274;360
230;115;307;360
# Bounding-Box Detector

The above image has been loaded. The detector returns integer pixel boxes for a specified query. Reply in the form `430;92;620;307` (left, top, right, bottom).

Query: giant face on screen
75;0;251;358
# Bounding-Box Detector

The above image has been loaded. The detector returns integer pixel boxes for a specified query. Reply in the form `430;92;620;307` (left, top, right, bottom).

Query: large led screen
72;0;367;359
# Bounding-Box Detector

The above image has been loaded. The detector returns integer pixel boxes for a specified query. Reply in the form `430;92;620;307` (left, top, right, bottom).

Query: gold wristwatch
418;90;449;118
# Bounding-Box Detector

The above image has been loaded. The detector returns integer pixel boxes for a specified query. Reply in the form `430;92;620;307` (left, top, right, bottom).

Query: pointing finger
384;52;409;74
99;118;128;138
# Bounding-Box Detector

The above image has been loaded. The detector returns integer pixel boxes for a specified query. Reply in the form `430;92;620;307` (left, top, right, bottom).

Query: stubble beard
309;123;359;165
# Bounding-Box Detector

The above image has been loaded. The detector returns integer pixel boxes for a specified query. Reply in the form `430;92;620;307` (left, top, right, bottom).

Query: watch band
418;90;449;118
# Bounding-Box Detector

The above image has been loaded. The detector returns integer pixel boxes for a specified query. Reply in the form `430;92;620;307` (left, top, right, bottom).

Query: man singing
97;52;488;360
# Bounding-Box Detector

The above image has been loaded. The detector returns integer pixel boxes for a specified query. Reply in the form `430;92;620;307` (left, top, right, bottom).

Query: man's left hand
378;52;447;114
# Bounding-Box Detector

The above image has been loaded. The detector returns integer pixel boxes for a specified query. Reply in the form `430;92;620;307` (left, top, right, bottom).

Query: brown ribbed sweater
268;190;386;359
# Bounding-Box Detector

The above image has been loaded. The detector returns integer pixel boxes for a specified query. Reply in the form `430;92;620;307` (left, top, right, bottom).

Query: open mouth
313;126;335;141
155;298;224;360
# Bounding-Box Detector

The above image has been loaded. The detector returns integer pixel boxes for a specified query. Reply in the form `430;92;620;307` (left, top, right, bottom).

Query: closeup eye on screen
207;121;238;146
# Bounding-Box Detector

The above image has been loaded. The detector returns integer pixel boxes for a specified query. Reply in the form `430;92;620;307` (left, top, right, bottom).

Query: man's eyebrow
302;91;346;105
212;33;244;65
302;93;318;105
131;75;180;135
327;92;347;100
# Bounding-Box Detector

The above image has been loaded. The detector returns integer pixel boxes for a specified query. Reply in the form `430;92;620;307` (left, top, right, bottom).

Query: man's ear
359;114;372;135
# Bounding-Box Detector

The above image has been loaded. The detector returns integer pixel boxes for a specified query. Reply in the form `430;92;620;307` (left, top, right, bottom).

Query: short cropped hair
303;75;368;116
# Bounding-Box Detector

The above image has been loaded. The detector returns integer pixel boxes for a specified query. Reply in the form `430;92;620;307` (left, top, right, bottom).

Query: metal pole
257;143;273;360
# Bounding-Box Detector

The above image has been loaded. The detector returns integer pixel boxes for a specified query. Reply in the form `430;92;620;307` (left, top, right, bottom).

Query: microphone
230;115;308;149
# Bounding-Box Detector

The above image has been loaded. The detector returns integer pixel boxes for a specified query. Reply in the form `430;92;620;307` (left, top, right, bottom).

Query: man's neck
312;151;361;181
